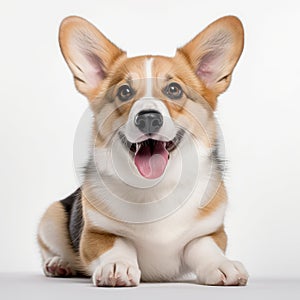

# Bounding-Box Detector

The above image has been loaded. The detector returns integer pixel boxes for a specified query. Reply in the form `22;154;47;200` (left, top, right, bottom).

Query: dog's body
38;15;248;286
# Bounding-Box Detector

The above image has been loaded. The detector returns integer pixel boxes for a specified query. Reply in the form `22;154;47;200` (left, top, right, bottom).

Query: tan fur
37;201;80;268
152;54;207;105
38;15;246;285
198;181;227;218
210;226;227;252
59;16;125;99
178;16;244;97
90;53;217;149
90;56;153;148
80;228;116;267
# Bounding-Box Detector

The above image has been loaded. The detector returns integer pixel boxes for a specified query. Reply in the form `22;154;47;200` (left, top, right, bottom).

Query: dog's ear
177;16;244;95
59;16;125;99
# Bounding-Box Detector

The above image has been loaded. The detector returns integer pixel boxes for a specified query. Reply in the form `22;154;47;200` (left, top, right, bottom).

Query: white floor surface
0;273;299;300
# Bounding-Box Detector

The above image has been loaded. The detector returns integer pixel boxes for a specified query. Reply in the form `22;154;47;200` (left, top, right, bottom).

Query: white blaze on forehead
145;58;153;98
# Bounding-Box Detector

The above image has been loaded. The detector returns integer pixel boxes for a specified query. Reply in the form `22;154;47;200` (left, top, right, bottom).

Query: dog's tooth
136;143;141;153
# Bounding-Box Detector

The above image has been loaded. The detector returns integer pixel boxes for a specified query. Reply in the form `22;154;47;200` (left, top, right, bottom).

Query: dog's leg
37;202;78;277
80;230;141;287
183;232;248;286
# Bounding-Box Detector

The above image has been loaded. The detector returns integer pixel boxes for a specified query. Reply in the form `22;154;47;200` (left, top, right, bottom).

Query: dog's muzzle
134;110;163;135
122;100;182;179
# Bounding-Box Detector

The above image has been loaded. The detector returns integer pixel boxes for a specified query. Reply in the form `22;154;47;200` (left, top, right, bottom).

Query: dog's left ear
177;16;244;95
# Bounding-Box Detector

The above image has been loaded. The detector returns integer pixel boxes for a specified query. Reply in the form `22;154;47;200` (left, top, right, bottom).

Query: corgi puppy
38;15;248;287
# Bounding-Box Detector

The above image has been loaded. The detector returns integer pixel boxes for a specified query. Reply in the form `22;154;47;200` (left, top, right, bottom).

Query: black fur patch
211;143;226;175
60;188;83;252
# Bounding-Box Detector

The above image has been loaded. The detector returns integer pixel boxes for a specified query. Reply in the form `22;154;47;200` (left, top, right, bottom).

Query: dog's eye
117;85;134;101
164;82;183;100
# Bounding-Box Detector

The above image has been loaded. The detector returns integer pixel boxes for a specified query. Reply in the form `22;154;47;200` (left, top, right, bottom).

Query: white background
0;0;299;279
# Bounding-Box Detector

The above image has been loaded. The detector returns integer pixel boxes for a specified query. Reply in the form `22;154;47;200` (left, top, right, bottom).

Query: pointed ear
178;16;244;95
59;16;125;99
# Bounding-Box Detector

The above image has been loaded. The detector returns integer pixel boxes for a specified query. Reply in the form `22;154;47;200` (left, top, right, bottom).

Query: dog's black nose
134;110;163;134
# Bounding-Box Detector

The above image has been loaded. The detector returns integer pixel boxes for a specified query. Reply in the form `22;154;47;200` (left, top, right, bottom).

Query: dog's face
59;16;243;180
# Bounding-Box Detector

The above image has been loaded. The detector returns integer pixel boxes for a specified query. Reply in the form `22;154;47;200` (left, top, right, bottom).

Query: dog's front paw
92;262;141;287
44;256;76;277
196;260;249;286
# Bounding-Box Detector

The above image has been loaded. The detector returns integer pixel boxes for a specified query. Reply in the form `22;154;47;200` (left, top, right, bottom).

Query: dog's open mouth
119;129;184;179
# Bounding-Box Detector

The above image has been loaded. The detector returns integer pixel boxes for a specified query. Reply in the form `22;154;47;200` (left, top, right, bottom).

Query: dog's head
59;16;243;180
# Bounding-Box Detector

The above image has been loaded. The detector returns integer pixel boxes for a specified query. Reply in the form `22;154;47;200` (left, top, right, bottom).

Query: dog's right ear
59;16;125;100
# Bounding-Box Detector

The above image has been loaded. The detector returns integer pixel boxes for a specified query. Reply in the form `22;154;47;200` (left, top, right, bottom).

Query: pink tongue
134;141;169;179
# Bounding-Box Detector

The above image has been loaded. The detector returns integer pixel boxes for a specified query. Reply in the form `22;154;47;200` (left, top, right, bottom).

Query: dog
37;15;248;287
